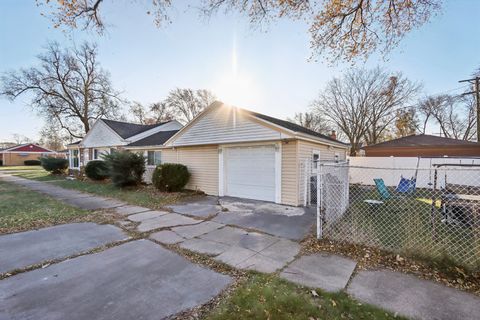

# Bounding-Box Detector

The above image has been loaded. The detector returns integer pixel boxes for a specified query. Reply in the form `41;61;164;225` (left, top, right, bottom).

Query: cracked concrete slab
199;226;247;245
167;196;221;218
212;210;314;241
0;223;128;274
348;270;480;320
127;210;168;222
63;197;126;210
114;205;151;216
150;230;185;244
214;246;257;266
172;221;224;239
236;253;286;273
180;238;230;256
258;239;300;263
0;240;232;320
199;226;278;252
280;254;357;292
136;213;201;232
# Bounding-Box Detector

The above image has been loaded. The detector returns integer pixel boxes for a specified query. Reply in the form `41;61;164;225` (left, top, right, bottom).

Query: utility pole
459;76;480;142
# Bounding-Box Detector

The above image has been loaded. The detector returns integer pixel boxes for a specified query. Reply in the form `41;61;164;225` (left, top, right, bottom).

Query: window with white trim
71;149;79;168
147;151;161;166
312;150;320;170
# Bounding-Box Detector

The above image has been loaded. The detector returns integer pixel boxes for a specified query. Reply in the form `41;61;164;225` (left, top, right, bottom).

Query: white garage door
225;145;276;202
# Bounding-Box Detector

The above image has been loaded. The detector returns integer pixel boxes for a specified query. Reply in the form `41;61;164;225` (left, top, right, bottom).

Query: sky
0;0;479;142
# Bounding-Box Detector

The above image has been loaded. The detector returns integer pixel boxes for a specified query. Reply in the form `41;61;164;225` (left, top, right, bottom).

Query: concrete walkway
2;173;480;320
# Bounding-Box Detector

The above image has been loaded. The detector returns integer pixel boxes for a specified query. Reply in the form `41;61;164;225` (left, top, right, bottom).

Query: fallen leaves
301;236;480;296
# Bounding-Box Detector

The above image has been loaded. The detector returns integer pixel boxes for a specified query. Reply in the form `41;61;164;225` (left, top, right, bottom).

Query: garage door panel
225;145;276;202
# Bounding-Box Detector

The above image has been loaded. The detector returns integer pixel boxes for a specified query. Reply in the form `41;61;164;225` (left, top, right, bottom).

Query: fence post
316;165;322;239
304;160;308;206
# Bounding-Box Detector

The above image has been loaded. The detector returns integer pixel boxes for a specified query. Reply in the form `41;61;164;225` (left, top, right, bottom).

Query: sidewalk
2;173;480;320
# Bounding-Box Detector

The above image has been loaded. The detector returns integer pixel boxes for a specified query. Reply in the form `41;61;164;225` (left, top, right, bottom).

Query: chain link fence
306;161;480;269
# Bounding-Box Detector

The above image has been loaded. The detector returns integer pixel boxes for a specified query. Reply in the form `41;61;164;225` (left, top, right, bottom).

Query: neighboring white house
67;118;182;171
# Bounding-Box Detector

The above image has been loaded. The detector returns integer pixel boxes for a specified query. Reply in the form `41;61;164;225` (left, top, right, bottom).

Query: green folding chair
374;178;392;200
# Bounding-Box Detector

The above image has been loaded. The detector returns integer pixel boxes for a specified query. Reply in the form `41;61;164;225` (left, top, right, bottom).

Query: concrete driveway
0;224;231;320
168;196;315;240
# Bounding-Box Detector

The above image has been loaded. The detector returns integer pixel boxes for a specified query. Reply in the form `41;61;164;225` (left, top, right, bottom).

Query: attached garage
160;102;349;206
223;144;278;202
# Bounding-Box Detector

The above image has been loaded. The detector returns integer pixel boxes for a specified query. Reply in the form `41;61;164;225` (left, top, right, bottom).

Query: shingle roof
67;140;81;146
127;130;179;147
243;110;349;146
363;134;480;149
102;119;171;139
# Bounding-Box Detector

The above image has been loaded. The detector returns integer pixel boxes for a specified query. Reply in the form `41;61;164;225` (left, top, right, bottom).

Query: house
66;118;182;171
0;143;59;166
361;134;480;157
137;102;349;206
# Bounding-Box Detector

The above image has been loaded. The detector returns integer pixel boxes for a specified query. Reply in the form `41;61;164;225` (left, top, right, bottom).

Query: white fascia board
127;120;183;143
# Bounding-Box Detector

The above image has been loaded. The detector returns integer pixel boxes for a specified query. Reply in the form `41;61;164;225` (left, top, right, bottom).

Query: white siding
161;146;219;195
81;121;126;148
297;140;348;205
170;106;292;146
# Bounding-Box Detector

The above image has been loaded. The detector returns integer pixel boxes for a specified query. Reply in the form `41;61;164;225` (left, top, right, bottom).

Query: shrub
24;160;41;166
85;160;109;180
103;151;145;187
152;163;190;192
40;157;68;174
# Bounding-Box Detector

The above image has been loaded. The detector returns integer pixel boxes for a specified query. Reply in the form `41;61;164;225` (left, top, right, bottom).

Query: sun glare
212;33;260;107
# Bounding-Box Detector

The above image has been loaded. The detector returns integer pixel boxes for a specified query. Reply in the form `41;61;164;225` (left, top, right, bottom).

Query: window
312;151;320;169
147;151;161;166
72;149;79;168
93;149;99;160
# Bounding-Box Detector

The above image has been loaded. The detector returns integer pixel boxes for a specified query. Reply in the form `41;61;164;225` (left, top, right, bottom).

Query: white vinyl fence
348;157;480;188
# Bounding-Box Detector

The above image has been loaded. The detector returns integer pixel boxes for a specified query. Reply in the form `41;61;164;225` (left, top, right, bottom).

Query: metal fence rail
308;162;480;269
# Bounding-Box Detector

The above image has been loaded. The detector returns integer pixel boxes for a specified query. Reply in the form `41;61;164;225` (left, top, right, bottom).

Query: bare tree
128;89;214;124
0;42;122;138
395;108;418;137
11;134;32;145
38;123;70;151
129;101;174;124
417;94;447;134
129;102;152;124
149;101;175;123
287;112;330;134
312;67;419;155
38;0;441;62
433;95;475;140
164;88;216;124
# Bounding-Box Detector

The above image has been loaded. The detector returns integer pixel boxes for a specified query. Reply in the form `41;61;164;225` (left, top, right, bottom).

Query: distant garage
0;143;60;166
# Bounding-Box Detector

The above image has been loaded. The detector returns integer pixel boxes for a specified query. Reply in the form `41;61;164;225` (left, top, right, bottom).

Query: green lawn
9;166;193;210
206;274;403;320
0;181;91;234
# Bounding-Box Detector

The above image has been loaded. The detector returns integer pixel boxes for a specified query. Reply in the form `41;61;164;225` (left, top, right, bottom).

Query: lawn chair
395;177;416;194
374;178;392;200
